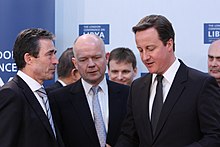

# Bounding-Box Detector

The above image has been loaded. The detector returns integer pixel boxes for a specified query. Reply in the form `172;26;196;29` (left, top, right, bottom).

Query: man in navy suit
49;34;129;147
46;47;80;93
0;28;64;147
115;14;220;147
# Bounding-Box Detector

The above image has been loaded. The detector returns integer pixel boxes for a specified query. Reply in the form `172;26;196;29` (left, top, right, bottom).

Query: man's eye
123;71;130;74
147;46;155;51
111;70;118;73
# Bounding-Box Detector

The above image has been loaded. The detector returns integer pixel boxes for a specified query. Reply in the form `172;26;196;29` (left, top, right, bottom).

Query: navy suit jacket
0;75;65;147
46;80;63;94
49;79;129;147
115;60;220;147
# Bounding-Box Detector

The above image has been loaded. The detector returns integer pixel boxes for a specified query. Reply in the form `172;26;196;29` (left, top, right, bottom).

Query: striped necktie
91;86;106;147
36;87;56;137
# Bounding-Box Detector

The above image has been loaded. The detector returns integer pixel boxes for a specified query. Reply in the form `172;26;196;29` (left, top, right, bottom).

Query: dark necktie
36;87;56;137
151;75;164;135
91;86;106;147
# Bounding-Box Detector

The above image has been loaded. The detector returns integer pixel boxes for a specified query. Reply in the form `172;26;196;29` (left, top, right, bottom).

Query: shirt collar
152;58;180;84
81;76;107;95
57;79;67;86
17;70;43;92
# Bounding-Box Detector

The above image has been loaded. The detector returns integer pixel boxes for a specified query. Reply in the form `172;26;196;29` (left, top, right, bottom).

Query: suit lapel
141;74;154;141
68;81;99;145
153;62;188;141
14;75;56;139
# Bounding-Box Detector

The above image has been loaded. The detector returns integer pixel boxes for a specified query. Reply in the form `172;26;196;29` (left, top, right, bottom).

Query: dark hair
13;28;55;69
132;14;175;51
108;47;137;69
57;47;75;78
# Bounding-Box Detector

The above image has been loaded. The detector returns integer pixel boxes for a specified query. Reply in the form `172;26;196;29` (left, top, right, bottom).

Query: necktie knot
36;87;47;98
156;75;163;83
91;86;99;95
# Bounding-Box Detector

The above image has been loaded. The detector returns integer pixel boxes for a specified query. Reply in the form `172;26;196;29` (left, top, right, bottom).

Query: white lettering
83;32;105;39
0;78;4;87
208;31;220;37
0;77;14;87
0;50;13;60
0;63;17;72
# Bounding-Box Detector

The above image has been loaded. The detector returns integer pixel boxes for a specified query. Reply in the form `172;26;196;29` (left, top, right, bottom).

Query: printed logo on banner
204;23;220;44
0;0;55;87
79;24;110;44
0;50;17;86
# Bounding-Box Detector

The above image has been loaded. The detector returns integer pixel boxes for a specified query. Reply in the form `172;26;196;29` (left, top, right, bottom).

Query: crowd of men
1;14;220;147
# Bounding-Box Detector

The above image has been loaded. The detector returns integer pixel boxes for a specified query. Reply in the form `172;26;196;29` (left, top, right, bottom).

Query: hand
106;144;111;147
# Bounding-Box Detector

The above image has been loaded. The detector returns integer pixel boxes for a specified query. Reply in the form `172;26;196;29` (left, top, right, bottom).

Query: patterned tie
91;86;106;147
151;75;164;135
36;87;56;137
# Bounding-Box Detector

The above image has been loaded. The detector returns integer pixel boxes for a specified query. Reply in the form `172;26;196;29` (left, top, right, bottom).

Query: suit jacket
115;60;220;147
49;79;129;147
46;80;63;93
0;75;65;147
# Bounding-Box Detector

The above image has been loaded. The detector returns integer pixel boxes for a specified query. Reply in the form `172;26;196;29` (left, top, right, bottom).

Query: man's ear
24;53;33;65
71;68;80;82
106;52;110;61
166;38;174;52
72;57;78;70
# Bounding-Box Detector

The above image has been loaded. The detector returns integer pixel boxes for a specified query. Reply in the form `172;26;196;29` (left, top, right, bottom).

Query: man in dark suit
46;47;80;93
208;39;220;87
49;34;129;147
0;28;64;147
115;15;220;147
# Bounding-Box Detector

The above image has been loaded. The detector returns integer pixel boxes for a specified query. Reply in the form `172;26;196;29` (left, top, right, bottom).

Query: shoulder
46;81;63;93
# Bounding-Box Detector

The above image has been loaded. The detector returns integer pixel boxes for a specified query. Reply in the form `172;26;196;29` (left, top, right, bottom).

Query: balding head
73;34;105;56
208;39;220;86
72;34;107;86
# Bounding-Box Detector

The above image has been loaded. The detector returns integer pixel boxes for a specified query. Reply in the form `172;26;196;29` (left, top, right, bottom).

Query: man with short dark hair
108;47;137;86
46;47;80;93
0;28;64;147
115;14;220;147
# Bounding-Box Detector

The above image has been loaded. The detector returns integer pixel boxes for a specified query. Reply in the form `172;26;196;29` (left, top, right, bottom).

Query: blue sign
0;0;55;87
204;23;220;44
79;24;110;44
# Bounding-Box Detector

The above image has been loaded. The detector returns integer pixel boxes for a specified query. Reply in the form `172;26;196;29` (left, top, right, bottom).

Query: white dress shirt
149;58;180;119
17;70;47;114
81;77;109;131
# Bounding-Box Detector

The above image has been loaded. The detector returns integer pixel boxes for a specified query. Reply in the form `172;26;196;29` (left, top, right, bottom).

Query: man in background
0;28;64;147
46;47;80;92
208;39;220;86
108;47;137;86
49;34;129;147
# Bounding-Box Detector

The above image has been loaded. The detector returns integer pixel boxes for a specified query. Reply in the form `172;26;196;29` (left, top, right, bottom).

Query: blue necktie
36;87;56;137
91;86;106;147
151;75;164;135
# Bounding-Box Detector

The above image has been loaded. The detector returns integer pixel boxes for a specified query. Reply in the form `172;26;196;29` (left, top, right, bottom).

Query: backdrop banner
0;0;55;87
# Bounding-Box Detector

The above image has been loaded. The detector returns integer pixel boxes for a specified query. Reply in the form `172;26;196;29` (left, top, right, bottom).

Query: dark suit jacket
0;75;65;147
115;60;220;147
46;80;63;93
49;79;129;147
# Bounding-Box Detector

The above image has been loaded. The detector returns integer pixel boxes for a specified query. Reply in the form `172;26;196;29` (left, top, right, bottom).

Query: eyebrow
208;55;220;58
47;49;57;54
